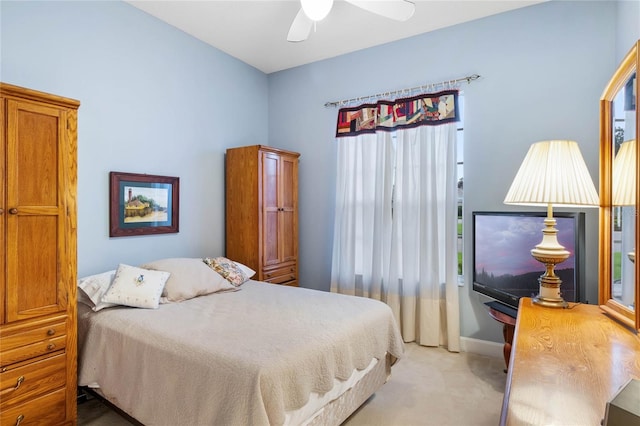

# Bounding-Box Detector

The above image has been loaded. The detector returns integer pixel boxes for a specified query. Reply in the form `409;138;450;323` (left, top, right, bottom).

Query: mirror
599;40;639;332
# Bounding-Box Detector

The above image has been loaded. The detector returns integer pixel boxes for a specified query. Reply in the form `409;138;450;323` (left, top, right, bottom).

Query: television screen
472;211;585;310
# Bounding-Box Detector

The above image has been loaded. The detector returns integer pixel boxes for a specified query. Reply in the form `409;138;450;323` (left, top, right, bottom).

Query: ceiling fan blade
345;0;415;21
287;8;313;42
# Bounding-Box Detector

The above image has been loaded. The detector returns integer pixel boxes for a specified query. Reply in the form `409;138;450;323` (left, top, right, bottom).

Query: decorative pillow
101;264;170;309
77;270;119;312
140;258;237;302
203;257;250;286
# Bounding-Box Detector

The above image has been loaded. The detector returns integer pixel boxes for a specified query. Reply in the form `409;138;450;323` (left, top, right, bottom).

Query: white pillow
140;258;237;302
234;261;256;279
101;264;170;309
77;270;119;312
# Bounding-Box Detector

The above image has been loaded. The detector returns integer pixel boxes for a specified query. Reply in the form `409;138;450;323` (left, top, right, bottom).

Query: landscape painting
123;185;169;224
109;171;179;237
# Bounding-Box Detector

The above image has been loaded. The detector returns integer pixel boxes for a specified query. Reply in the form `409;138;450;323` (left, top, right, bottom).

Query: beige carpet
78;342;506;426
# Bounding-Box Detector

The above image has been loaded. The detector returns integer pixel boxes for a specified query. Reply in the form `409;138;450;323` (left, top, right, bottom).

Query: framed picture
109;171;179;237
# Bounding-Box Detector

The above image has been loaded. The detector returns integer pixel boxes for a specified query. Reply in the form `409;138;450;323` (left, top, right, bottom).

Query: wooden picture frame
109;171;179;237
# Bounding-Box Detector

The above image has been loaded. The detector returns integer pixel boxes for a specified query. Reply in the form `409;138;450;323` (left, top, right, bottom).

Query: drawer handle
47;328;56;336
266;273;272;277
13;376;24;391
47;343;56;351
9;208;18;215
15;414;24;426
0;376;24;397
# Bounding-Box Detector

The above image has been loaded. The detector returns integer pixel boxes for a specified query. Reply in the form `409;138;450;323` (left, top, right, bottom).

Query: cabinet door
279;155;297;263
262;152;280;266
0;99;5;324
5;100;69;322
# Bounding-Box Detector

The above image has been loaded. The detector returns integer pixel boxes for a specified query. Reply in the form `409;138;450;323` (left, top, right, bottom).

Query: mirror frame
598;40;639;332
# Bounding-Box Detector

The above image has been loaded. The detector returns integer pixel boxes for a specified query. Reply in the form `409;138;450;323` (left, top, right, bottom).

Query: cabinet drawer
263;264;296;280
0;387;67;426
1;321;65;352
0;335;66;369
0;353;66;409
264;274;297;285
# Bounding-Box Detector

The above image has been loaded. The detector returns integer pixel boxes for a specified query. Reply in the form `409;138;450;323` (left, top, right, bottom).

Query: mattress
78;280;404;425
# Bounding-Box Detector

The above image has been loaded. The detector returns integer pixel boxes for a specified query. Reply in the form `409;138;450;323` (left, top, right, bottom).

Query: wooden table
501;298;640;426
486;303;517;371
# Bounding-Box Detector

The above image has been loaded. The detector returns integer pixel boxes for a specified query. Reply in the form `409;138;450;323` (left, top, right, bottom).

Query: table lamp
504;140;599;308
612;139;637;263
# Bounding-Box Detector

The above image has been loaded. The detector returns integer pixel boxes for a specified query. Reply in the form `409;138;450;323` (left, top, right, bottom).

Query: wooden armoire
226;145;300;286
0;83;80;425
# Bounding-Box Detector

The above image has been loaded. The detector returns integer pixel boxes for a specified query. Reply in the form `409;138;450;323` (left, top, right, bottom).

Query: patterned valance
336;90;459;137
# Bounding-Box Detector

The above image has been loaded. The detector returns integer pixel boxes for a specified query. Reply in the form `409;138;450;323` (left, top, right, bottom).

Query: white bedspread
78;280;404;425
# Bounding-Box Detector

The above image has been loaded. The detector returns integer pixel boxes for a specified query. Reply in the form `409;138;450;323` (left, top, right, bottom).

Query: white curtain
331;118;460;351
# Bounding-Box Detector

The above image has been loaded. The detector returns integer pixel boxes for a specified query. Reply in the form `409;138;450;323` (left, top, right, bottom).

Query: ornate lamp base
530;215;570;309
533;294;569;308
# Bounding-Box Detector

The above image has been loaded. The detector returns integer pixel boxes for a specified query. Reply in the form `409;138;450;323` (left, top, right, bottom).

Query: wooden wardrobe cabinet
226;145;300;286
0;83;80;425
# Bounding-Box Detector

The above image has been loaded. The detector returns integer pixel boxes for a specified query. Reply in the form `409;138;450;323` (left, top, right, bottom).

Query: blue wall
616;0;640;61
2;1;637;344
1;1;268;277
268;1;624;342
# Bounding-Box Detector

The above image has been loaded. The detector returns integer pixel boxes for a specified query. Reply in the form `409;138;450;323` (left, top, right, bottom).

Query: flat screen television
472;211;585;310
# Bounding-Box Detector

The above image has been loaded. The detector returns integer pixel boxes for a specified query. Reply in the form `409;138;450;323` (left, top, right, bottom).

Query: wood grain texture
0;387;67;425
0;99;4;325
226;146;261;270
0;82;79;425
0;353;66;409
501;298;640;426
226;145;300;286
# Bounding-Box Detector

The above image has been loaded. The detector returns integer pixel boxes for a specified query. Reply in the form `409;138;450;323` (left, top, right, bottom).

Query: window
393;95;465;282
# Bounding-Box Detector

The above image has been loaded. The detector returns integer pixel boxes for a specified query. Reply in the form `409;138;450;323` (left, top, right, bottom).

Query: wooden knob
47;343;55;351
47;329;55;336
16;414;24;426
9;208;18;214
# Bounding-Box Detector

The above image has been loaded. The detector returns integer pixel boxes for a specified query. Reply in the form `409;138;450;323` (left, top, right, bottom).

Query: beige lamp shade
504;140;599;207
612;139;637;206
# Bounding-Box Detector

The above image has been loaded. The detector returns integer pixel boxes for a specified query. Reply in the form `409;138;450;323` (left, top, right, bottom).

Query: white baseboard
460;336;503;358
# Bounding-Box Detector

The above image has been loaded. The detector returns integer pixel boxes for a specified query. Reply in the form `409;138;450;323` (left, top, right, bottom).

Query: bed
77;258;404;426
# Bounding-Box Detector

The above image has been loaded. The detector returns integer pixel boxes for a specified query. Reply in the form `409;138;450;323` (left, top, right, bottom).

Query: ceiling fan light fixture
301;0;334;21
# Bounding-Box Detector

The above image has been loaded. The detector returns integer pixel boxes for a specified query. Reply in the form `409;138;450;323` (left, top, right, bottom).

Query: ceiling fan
287;0;416;42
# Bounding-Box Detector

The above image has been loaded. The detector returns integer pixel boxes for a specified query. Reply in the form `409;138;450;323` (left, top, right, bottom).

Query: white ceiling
126;0;546;74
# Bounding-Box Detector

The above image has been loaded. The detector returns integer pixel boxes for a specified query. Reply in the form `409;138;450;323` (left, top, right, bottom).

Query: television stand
484;301;517;372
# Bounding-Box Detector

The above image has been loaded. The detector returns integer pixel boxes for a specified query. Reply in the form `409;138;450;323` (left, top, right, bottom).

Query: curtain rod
324;73;480;108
